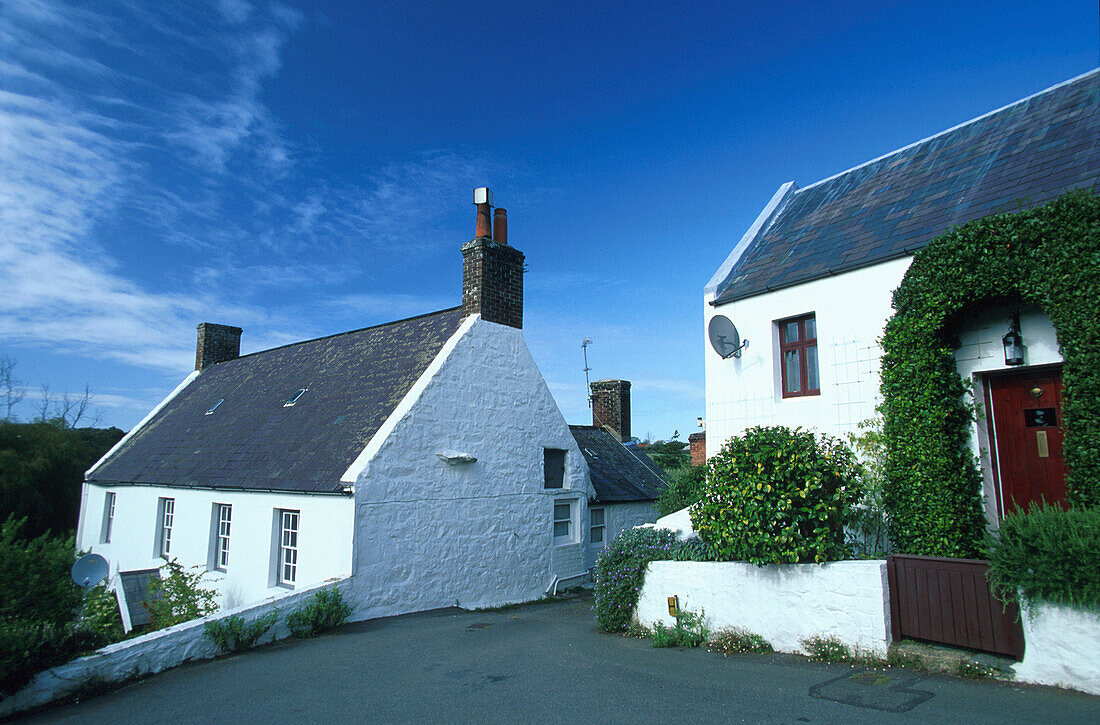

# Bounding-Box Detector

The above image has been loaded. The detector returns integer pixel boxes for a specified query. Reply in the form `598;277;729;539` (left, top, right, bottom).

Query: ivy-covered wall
879;189;1100;557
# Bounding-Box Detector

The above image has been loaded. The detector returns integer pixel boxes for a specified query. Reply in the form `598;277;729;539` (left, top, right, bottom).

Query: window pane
590;527;603;544
804;317;816;339
554;503;570;521
783;349;802;393
806;344;819;390
544;449;565;488
783;321;799;343
554;521;570;538
590;508;604;525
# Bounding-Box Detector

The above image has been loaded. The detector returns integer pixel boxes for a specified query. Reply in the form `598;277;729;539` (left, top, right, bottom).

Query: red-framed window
779;313;819;398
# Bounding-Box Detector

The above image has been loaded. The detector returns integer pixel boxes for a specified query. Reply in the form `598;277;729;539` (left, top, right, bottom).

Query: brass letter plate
1036;430;1049;458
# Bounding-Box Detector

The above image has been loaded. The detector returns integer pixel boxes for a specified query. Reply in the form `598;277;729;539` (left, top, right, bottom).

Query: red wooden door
986;367;1066;515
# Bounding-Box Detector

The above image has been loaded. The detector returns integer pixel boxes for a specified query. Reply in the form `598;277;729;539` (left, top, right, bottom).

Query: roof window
205;399;224;415
284;389;307;407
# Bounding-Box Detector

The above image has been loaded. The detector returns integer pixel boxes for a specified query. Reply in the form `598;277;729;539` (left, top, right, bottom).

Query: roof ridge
798;68;1099;194
226;306;464;363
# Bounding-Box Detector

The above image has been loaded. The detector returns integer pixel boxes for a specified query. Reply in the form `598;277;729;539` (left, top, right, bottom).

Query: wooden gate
886;555;1024;660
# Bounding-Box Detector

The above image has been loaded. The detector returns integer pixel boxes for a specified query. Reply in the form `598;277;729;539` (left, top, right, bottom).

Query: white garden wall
636;560;891;656
1013;601;1100;695
0;579;349;719
347;315;593;620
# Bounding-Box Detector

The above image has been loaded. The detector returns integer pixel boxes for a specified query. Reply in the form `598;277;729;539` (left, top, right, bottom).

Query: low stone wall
1013;600;1100;695
0;578;349;719
635;560;890;656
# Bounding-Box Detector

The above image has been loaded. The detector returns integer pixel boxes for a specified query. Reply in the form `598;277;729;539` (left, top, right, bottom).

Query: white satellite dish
708;315;748;359
71;553;109;588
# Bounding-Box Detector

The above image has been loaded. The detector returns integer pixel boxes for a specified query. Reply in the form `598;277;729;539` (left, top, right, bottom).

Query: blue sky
1;0;1097;439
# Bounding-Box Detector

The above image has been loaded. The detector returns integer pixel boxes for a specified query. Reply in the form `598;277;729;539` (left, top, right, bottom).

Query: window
156;498;175;557
205;398;224;415
284;389;307;407
213;504;232;571
544;448;566;489
553;501;574;544
100;492;116;544
778;313;820;398
589;507;605;545
277;509;299;586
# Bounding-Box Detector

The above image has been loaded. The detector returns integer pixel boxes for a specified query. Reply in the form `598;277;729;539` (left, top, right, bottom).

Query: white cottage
77;190;612;625
703;70;1100;526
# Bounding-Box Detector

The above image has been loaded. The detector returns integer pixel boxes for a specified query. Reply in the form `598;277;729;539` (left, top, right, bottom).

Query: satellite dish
708;315;749;359
71;553;109;588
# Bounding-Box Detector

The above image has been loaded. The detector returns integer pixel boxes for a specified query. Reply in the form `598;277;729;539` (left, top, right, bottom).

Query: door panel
987;368;1066;515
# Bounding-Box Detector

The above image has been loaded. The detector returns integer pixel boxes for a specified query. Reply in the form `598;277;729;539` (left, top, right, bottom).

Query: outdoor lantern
1002;313;1024;366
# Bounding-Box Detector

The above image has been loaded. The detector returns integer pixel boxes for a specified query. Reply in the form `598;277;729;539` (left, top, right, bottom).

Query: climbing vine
879;189;1100;557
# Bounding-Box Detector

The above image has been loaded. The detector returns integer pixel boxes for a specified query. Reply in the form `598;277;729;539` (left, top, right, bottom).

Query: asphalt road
20;595;1100;724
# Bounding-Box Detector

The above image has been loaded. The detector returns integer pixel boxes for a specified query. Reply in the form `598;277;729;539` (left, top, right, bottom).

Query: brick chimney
688;432;706;466
462;187;524;329
195;323;242;370
591;379;631;441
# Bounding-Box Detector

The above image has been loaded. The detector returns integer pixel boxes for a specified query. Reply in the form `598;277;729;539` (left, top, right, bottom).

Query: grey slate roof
713;70;1100;305
89;307;466;493
569;426;667;503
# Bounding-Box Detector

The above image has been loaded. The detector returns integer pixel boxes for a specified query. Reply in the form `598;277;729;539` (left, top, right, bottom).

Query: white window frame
156;497;175;558
588;506;605;546
277;509;300;587
100;491;116;544
553;499;577;545
213;503;231;571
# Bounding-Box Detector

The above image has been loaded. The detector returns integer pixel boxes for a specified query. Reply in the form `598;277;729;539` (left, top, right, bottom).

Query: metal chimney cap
473;187;493;205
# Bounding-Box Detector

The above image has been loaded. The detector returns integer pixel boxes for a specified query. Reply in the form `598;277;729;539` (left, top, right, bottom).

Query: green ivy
880;189;1100;557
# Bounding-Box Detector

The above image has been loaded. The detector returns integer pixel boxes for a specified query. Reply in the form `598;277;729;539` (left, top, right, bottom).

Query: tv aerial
70;553;109;588
708;315;748;359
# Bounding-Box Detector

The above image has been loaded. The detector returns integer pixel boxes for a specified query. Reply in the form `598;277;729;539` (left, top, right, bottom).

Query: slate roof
89;307;466;494
569;426;667;503
712;70;1100;305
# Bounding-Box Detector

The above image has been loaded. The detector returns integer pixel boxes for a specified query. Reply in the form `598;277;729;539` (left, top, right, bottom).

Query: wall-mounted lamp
1002;312;1024;366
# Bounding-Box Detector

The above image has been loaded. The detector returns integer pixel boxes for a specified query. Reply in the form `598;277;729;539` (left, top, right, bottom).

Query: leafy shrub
592;527;680;633
0;517;82;628
986;503;1100;611
0;620;107;696
287;588;351;637
692;426;863;565
80;585;124;643
669;538;714;561
145;559;219;630
204;611;278;653
651;608;708;648
707;627;773;655
800;634;850;662
656;465;708;516
846;419;891;557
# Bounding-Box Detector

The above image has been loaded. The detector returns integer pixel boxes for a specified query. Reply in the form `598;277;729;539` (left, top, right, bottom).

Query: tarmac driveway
21;594;1100;724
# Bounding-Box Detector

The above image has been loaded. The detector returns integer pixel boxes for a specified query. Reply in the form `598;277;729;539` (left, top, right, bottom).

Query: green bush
80;585;124;643
846;420;891;557
650;608;708;648
692;426;863;565
0;517;82;628
204;611;278;653
800;634;850;662
986;503;1100;611
145;559;219;630
708;627;774;655
287;588;351;637
656;465;708;516
592;527;680;633
0;620;107;696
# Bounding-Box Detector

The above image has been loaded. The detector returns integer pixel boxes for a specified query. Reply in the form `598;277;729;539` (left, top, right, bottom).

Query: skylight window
284;389;307;407
205;399;224;415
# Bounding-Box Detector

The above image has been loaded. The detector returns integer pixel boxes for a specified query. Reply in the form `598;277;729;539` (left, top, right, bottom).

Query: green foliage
204;611;278;653
0;620;107;697
986;502;1100;611
656;464;708;516
668;538;715;561
650;608;708;648
0;422;124;539
80;585;124;643
642;436;689;472
0;517;82;628
592;526;680;632
691;426;863;565
287;588;351;637
800;634;850;663
707;626;774;655
880;190;1100;556
145;559;219;630
846;420;891;557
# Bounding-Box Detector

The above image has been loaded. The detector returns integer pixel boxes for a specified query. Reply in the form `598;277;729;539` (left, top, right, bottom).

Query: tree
642;431;689;472
0;355;25;422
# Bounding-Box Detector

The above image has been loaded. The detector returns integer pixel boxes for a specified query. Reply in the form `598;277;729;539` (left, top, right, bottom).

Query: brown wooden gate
886;555;1024;660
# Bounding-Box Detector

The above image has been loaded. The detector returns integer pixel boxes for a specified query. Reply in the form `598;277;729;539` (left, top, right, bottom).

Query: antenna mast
582;338;592;408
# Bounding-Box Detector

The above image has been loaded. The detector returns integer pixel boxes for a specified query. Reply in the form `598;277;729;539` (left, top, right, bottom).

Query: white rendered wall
347;316;593;620
585;501;658;570
77;484;353;610
1013;600;1100;695
636;560;891;656
704;258;911;456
